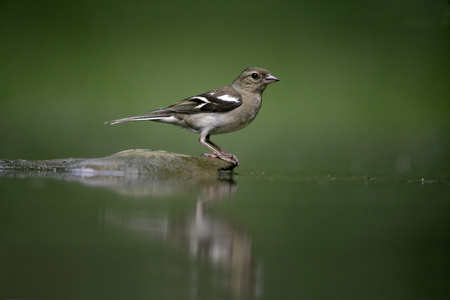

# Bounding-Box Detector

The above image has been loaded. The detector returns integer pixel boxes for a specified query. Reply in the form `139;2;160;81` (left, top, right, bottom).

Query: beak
263;74;280;84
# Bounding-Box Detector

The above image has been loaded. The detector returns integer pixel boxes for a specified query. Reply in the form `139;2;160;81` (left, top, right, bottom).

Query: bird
104;67;279;166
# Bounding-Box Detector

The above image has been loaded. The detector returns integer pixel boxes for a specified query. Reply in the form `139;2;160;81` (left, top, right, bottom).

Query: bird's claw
203;152;239;166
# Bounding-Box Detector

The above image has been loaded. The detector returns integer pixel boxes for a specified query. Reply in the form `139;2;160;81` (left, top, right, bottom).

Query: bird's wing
163;87;243;114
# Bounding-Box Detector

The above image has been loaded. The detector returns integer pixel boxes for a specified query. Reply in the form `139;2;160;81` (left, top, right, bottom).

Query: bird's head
232;67;280;94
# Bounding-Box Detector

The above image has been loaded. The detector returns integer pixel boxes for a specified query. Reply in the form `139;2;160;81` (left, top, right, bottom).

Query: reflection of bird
105;67;279;165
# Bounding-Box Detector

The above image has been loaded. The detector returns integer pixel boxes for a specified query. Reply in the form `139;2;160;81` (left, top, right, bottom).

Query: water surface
1;171;448;299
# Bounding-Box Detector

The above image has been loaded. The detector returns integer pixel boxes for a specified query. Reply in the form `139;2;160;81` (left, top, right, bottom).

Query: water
1;171;449;299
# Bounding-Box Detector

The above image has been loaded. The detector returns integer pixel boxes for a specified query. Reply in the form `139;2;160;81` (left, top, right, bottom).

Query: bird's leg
205;136;239;164
199;133;239;165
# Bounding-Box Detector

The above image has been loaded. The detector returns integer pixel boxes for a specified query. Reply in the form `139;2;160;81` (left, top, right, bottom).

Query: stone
0;149;236;179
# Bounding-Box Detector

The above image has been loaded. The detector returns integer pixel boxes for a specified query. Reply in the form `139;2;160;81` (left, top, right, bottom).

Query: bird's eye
251;73;259;79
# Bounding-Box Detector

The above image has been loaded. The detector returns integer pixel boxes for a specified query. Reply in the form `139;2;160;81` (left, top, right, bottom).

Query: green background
1;0;449;177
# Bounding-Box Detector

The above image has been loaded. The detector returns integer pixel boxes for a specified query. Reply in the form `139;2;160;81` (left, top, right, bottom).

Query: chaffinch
105;67;279;165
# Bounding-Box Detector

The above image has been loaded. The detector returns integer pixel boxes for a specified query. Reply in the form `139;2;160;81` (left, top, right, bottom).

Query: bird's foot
220;151;239;165
203;152;239;166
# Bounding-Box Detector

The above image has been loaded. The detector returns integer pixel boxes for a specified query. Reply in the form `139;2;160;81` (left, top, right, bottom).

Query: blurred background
1;2;450;299
1;0;449;177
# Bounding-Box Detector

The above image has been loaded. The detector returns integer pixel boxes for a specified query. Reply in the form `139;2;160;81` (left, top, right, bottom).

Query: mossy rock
0;149;235;180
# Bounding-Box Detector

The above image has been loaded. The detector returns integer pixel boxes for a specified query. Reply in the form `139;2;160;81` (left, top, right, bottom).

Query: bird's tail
104;114;167;125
